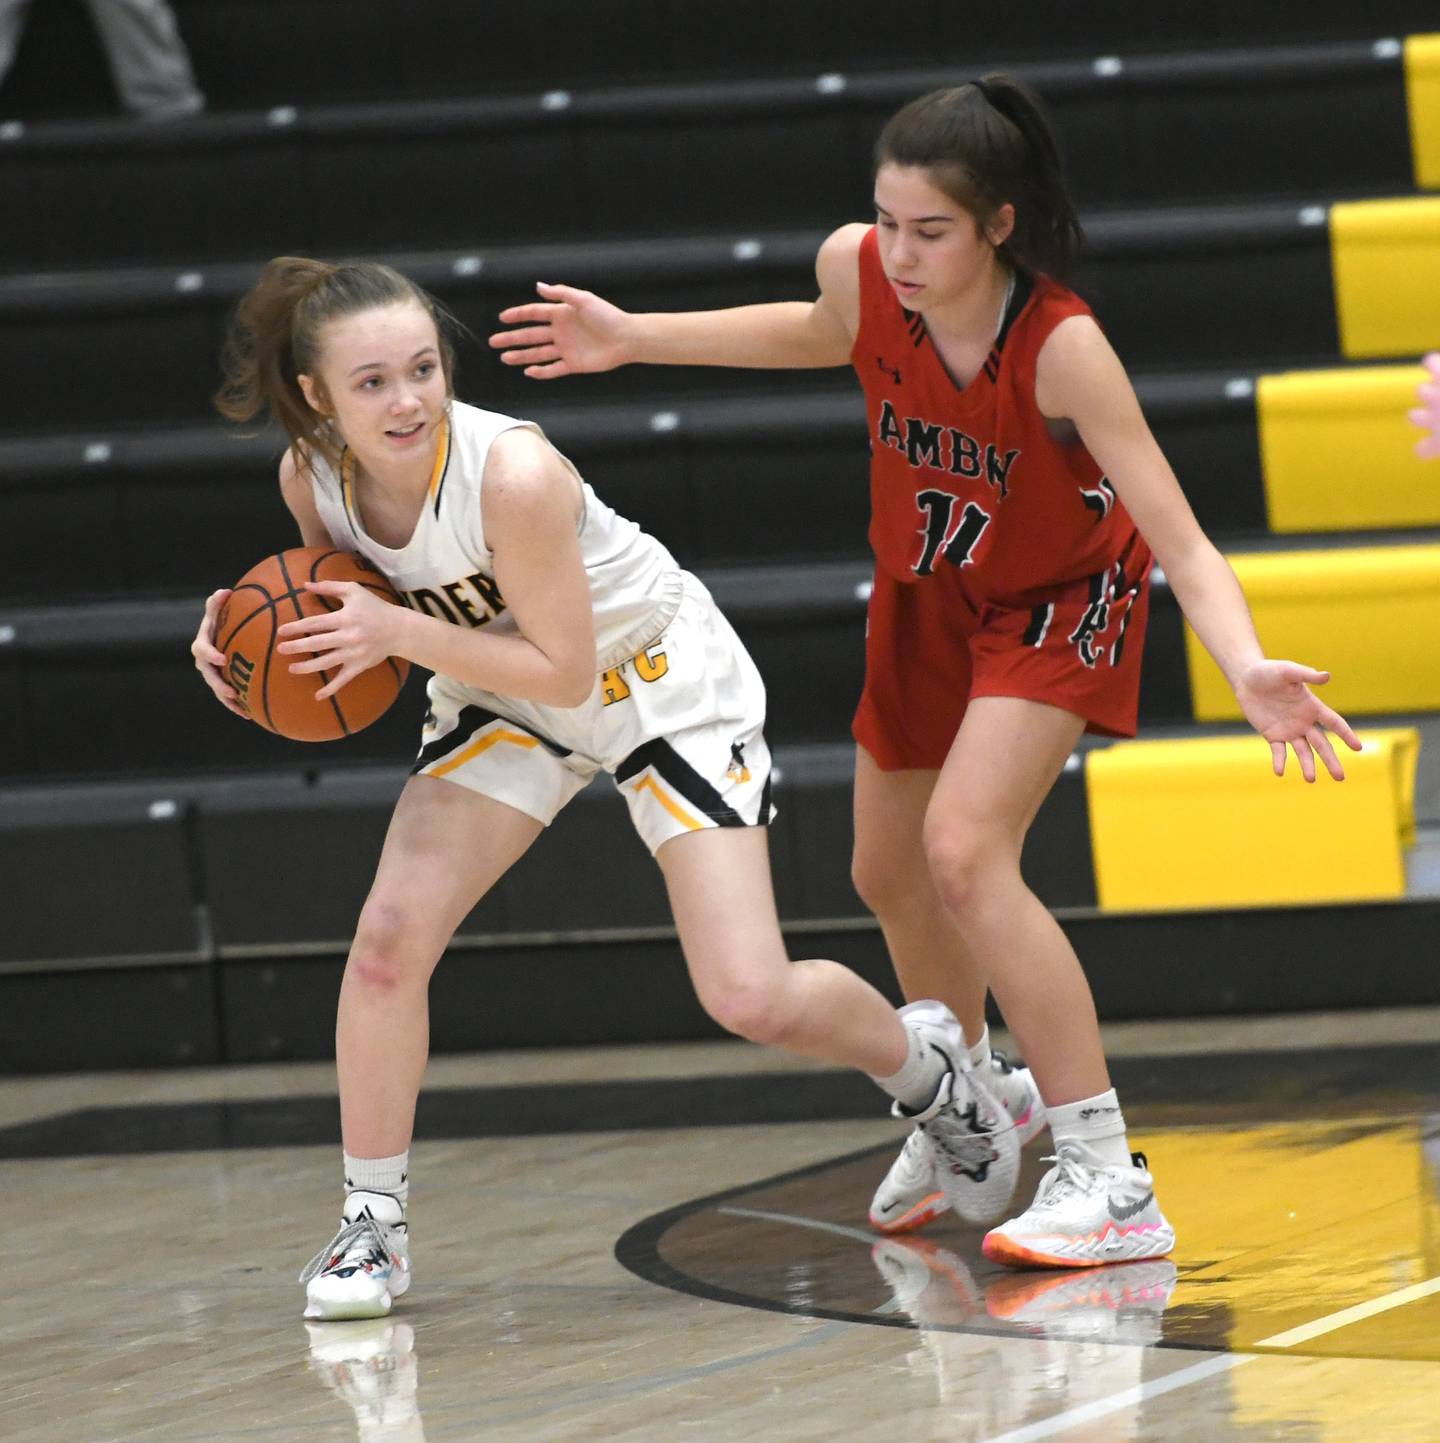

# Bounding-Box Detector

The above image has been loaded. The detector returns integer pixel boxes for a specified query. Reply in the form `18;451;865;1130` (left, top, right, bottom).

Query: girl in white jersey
190;257;1024;1321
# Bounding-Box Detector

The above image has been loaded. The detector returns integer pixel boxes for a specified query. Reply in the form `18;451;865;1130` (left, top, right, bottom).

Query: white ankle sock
966;1027;992;1072
343;1150;409;1213
1046;1090;1133;1169
872;1016;952;1112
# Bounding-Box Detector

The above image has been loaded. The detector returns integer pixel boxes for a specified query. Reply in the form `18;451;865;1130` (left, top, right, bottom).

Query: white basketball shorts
410;577;772;854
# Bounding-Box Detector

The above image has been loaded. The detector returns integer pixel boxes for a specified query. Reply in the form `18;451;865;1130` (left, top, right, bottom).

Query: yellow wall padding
1407;35;1440;190
1182;545;1440;721
1330;197;1440;358
1085;728;1419;911
1258;366;1440;532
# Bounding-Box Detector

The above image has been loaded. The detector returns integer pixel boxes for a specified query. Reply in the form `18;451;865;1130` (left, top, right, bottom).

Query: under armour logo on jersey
876;356;902;385
726;741;751;784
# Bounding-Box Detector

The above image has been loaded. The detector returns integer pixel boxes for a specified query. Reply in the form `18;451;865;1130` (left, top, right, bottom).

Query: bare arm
1036;316;1361;781
278;446;338;547
279;429;598;709
488;224;866;378
191;447;334;714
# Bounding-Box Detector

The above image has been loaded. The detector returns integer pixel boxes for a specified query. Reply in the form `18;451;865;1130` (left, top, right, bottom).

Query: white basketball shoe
983;1145;1176;1269
301;1190;411;1321
870;1048;1046;1234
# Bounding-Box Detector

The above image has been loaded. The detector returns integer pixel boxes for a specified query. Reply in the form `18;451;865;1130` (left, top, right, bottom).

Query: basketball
215;547;410;741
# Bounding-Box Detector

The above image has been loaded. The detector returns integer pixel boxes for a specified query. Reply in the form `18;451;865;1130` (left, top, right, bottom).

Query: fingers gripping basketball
215;547;410;741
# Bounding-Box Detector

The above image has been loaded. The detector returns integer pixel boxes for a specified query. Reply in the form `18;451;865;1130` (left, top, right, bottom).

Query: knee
852;841;926;920
346;897;430;994
699;972;799;1048
921;821;1007;916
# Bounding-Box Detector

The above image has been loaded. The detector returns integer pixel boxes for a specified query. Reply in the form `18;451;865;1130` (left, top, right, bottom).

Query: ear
296;372;327;415
986;203;1016;248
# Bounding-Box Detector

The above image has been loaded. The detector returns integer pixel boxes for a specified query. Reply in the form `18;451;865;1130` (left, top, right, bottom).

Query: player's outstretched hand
1233;660;1362;782
1409;352;1440;459
191;587;247;717
277;580;404;702
489;282;632;380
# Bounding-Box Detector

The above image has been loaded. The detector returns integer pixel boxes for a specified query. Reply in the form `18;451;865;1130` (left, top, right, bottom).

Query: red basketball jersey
852;226;1139;608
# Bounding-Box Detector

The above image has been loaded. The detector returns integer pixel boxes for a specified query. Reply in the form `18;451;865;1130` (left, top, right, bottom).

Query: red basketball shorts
852;541;1154;772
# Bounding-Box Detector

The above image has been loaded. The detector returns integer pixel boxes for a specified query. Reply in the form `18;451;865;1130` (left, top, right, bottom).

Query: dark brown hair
214;257;457;471
874;74;1084;279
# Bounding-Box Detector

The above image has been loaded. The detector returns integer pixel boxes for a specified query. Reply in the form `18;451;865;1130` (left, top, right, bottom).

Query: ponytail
875;73;1084;279
215;256;457;471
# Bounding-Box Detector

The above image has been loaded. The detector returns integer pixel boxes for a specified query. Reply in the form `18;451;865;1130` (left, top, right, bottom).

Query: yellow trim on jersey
630;772;706;831
1406;35;1440;190
426;726;540;778
427;414;452;507
338;414;451;531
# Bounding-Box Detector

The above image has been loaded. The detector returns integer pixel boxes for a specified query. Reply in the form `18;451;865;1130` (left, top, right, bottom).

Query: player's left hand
1233;660;1362;782
275;580;403;701
1408;352;1440;459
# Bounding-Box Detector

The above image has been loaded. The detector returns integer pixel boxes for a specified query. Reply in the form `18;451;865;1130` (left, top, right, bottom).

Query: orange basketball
215;547;410;742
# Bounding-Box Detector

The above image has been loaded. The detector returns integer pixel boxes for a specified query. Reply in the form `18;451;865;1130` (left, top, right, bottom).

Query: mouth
889;277;923;298
386;421;425;441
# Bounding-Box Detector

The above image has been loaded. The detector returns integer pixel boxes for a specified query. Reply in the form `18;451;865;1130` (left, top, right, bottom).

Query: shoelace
1033;1150;1100;1209
299;1216;398;1285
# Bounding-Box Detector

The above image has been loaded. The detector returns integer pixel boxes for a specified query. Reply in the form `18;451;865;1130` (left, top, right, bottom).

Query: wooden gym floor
3;1007;1439;1442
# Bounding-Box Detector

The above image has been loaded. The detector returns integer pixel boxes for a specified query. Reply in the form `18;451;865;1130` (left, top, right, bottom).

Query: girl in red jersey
489;76;1361;1268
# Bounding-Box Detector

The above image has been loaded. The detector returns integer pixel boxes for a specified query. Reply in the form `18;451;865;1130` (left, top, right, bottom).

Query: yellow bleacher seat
1257;366;1440;532
1330;197;1440;358
1407;34;1440;191
1182;544;1440;720
1086;728;1420;910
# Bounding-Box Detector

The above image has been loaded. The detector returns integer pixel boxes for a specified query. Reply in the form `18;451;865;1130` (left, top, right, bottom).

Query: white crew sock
871;1013;953;1112
343;1150;410;1218
1046;1089;1133;1169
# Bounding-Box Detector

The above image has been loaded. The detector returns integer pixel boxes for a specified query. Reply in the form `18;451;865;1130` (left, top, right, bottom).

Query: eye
415;362;437;379
917;231;943;241
877;218;897;231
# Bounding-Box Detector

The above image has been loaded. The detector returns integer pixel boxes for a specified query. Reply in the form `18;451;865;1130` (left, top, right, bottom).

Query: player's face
873;163;1011;312
310;302;448;460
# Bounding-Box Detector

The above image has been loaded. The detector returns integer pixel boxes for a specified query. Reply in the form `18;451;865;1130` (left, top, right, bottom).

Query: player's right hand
489;282;631;379
191;588;248;717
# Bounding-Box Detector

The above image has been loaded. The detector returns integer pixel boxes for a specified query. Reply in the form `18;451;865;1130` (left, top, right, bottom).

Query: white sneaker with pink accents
983;1145;1175;1269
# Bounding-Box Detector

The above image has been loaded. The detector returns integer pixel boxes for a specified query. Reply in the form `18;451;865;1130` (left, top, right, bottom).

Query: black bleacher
2;10;1436;1070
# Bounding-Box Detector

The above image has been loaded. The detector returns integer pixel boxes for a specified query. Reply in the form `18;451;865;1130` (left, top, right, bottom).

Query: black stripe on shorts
615;738;756;827
411;703;571;774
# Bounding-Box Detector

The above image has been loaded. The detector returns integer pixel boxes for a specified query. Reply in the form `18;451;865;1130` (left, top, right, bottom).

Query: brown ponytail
874;74;1084;279
214;257;457;471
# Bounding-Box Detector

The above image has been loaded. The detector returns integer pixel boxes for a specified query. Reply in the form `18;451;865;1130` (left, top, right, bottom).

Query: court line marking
718;1205;1440;1443
974;1271;1440;1443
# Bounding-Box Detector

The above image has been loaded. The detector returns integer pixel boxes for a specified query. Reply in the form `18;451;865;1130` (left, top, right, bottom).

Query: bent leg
337;775;542;1156
656;825;911;1078
923;696;1105;1106
851;746;988;1044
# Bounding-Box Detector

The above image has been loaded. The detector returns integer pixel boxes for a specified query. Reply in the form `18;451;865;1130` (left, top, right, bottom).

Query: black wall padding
0;40;1412;269
0;785;202;965
0;365;1265;604
3;4;1427;128
0;964;218;1072
0;202;1334;442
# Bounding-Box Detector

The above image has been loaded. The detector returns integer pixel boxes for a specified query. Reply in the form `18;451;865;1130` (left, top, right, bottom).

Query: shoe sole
982;1225;1175;1271
868;1189;950;1235
303;1267;409;1321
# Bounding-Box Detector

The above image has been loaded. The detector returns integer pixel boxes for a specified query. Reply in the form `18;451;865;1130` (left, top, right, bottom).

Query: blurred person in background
0;0;203;119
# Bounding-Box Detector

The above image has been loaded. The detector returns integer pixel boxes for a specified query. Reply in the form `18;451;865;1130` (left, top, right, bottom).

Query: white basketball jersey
308;400;683;672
